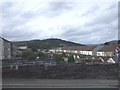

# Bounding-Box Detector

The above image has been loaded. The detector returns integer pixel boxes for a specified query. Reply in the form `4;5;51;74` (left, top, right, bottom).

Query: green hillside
13;38;84;51
104;40;120;45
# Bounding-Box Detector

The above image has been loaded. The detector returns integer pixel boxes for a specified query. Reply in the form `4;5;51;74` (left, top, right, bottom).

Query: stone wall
2;64;119;79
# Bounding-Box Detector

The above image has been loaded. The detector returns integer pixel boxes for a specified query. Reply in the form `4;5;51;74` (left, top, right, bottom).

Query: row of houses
49;45;120;57
0;37;20;60
49;44;120;63
0;37;119;63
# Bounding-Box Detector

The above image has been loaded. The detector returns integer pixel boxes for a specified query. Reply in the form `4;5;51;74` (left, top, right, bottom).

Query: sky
1;0;119;44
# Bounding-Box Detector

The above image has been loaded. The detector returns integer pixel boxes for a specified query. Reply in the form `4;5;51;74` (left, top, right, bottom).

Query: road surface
2;78;119;88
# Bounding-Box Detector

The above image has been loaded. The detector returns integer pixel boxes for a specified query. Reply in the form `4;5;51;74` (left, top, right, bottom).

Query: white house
96;45;119;57
18;46;28;50
49;47;63;54
62;46;96;56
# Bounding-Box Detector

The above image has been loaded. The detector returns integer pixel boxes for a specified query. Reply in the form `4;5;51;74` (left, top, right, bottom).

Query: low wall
2;64;119;79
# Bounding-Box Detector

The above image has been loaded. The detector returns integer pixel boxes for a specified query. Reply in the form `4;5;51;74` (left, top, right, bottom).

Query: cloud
40;1;75;17
48;1;74;12
82;5;100;17
1;0;119;44
60;3;118;44
85;4;117;25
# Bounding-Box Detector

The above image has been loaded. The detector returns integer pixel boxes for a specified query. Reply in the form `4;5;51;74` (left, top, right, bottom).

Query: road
2;78;119;88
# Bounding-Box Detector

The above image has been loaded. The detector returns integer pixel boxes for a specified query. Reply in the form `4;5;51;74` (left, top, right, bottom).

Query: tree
22;50;37;59
68;55;75;63
37;52;46;59
54;54;64;62
62;52;67;57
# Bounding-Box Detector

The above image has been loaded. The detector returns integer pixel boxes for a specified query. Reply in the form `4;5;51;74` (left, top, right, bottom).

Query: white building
62;46;96;56
18;46;28;50
96;45;119;57
49;47;62;53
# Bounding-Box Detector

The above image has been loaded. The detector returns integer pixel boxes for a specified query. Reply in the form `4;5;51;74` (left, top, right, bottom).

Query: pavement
2;78;119;88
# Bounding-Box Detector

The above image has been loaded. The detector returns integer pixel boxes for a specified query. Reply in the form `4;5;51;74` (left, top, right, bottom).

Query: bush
68;55;75;63
54;54;64;62
21;50;37;59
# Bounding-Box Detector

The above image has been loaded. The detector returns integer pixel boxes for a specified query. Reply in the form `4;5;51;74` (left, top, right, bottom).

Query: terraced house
96;44;119;57
49;44;120;63
61;46;97;56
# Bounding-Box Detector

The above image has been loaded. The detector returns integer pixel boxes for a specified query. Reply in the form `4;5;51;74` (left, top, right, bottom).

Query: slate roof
98;44;120;52
62;46;97;51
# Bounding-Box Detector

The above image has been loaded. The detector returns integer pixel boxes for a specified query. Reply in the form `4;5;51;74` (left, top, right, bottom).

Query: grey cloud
2;2;15;10
49;2;74;11
2;1;75;40
105;3;117;10
86;4;118;26
42;1;74;17
82;5;100;16
61;14;117;44
61;24;107;37
118;2;120;39
2;1;118;44
65;28;117;44
2;28;36;41
2;2;36;40
21;1;75;19
2;2;31;28
118;25;120;36
2;2;21;17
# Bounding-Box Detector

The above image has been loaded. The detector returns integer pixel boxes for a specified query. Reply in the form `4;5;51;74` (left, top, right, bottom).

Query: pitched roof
99;56;111;62
98;44;120;52
98;56;116;63
0;37;12;44
78;46;97;51
107;58;116;63
62;46;97;51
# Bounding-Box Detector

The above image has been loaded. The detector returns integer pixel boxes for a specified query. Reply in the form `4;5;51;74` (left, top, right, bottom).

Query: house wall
18;46;27;50
11;45;18;59
63;50;67;52
87;51;92;55
0;37;18;60
97;52;104;56
3;40;12;59
0;38;3;60
97;52;113;57
49;49;56;53
105;52;113;57
50;47;115;57
61;49;93;56
49;48;63;53
80;51;92;55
